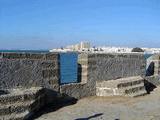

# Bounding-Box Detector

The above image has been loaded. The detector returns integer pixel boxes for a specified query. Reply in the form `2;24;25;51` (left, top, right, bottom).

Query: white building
65;41;90;51
80;41;90;50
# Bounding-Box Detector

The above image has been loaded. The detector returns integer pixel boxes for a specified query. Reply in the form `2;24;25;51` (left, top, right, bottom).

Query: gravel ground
35;87;160;120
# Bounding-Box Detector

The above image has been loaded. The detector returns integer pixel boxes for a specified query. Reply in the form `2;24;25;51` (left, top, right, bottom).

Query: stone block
42;69;58;79
45;53;59;60
25;53;45;59
2;53;26;59
60;83;88;99
96;76;146;97
41;61;57;69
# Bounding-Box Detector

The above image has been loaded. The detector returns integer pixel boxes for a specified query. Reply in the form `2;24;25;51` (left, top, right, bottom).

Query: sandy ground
35;87;160;120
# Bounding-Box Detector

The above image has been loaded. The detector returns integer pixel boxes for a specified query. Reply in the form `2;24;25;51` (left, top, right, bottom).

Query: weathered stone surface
61;53;146;99
0;87;45;104
145;75;160;86
45;53;59;60
75;53;146;98
1;52;59;60
88;53;145;81
2;53;26;59
96;76;147;97
146;54;160;75
0;52;157;104
0;87;46;119
60;83;87;99
0;53;60;91
41;61;57;69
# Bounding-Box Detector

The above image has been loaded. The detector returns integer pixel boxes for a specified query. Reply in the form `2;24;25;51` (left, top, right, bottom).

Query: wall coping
0;52;59;60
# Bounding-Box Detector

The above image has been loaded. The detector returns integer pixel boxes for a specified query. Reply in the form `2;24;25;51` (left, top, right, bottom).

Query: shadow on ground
75;113;103;120
144;80;157;94
29;89;78;120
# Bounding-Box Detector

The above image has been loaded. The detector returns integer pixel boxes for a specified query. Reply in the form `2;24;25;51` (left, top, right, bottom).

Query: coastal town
50;41;160;54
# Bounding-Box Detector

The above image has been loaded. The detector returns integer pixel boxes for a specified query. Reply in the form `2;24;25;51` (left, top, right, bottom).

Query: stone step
96;87;118;96
126;90;147;97
117;79;144;89
122;83;146;94
0;87;45;105
0;100;35;116
0;111;31;120
96;84;146;96
96;76;148;97
0;94;44;116
96;76;144;88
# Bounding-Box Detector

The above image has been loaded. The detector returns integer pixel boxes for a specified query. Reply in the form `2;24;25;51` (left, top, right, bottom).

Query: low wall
145;54;160;91
60;53;146;99
87;53;146;81
0;53;60;91
147;54;160;75
145;75;160;86
60;83;86;99
2;52;158;100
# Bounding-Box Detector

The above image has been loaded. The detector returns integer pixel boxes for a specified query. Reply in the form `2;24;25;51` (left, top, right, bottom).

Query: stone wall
77;53;88;83
0;53;60;91
145;75;160;86
146;54;160;75
84;53;145;96
60;53;146;99
87;53;145;81
0;52;159;100
145;54;160;90
60;83;86;99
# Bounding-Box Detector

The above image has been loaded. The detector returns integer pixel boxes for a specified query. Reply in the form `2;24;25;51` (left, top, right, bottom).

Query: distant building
80;41;90;50
66;41;90;51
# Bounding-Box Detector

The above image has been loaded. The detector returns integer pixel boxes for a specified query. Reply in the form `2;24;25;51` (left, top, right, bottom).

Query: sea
0;50;153;84
144;53;153;60
60;52;78;84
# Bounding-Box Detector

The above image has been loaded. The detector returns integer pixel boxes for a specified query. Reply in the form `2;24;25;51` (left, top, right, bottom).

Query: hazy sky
0;0;160;49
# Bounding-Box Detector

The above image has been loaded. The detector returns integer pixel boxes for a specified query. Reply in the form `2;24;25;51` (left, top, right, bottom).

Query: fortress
0;52;160;119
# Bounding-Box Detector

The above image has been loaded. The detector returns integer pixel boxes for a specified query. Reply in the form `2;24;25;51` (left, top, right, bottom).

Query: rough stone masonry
0;52;159;100
60;53;147;98
0;52;160;119
0;52;60;91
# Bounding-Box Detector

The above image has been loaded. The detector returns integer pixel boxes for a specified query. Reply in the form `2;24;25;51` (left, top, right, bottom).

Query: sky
0;0;160;49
